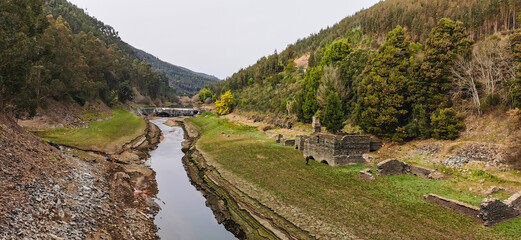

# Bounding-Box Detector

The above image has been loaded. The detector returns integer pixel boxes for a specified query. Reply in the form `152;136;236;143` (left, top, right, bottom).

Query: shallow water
149;118;236;240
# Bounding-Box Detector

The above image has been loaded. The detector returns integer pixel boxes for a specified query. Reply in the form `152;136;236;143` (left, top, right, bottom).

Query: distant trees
0;0;48;114
0;0;176;116
205;0;521;143
215;90;234;115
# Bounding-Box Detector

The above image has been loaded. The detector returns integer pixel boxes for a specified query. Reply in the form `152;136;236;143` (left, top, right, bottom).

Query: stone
484;186;505;196
283;139;295;146
302;134;372;166
427;171;446;180
424;194;481;221
369;138;383;152
504;191;521;211
409;165;433;178
275;134;283;143
312;117;321;134
377;159;409;176
359;168;375;182
480;198;520;226
295;135;305;151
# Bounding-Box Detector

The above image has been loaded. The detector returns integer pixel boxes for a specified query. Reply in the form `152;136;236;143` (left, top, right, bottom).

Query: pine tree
431;108;465;140
295;67;322;123
321;39;352;66
322;91;344;133
356;26;411;141
408;18;472;138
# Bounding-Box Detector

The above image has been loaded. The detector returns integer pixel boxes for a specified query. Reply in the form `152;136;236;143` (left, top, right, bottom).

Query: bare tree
451;37;516;114
452;55;482;114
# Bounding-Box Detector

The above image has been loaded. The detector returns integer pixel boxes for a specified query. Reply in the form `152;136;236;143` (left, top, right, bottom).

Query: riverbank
184;112;521;239
0;109;163;239
180;118;312;240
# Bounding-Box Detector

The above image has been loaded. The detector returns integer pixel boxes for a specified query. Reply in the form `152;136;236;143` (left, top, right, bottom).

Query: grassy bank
187;113;521;239
37;109;146;153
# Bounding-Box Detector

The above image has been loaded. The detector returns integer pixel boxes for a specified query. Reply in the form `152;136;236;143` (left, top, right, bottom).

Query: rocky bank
0;113;162;239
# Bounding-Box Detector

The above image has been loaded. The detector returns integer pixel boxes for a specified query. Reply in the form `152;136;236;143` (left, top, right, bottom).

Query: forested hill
131;47;219;96
47;0;219;97
1;0;175;117
205;0;521;142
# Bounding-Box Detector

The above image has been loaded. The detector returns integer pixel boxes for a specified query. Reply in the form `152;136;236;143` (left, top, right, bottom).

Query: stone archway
320;160;329;165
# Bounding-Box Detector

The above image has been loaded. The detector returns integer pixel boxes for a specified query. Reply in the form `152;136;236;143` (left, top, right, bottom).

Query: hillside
131;47;219;96
47;0;218;98
205;0;521;145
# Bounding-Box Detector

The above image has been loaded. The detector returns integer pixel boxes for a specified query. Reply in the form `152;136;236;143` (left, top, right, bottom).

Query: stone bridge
137;107;199;117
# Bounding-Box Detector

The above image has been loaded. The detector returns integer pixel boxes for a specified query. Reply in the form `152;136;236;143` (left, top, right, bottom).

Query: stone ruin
296;134;381;166
273;117;383;167
373;160;521;226
312;116;321;134
376;159;445;180
424;192;521;226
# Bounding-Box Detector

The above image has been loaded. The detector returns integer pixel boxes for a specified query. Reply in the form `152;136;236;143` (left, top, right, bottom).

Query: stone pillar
276;134;283;143
312;116;321;134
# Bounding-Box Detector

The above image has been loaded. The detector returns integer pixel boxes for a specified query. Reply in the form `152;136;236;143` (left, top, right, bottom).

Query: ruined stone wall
424;194;482;221
295;135;305;151
302;134;370;166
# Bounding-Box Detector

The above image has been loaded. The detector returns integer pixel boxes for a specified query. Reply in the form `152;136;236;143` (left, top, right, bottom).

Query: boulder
377;159;409;176
409;165;433;178
359;168;375;182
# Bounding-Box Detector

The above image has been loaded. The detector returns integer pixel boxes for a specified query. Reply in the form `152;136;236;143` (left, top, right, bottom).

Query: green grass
37;109;145;153
188;113;521;239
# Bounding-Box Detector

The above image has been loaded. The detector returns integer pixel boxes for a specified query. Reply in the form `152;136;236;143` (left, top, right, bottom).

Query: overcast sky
68;0;380;79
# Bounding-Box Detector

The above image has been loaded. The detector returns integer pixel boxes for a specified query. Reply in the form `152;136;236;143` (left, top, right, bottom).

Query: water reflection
149;119;236;240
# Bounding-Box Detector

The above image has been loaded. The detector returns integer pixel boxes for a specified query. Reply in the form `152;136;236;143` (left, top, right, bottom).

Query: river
149;118;236;240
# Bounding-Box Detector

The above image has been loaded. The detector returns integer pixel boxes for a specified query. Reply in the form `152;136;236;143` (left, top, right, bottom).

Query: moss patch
37;109;145;153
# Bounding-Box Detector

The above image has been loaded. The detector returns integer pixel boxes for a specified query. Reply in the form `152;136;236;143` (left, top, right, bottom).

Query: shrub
431;108;465;140
198;88;213;103
215;90;234;115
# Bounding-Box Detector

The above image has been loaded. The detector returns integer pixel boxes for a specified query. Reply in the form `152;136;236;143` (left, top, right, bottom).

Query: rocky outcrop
0;113;161;239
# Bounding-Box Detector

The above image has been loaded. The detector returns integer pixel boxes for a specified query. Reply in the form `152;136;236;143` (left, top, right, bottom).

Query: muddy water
149;119;236;240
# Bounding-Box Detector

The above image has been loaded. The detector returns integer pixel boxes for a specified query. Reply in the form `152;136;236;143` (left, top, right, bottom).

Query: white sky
68;0;381;79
